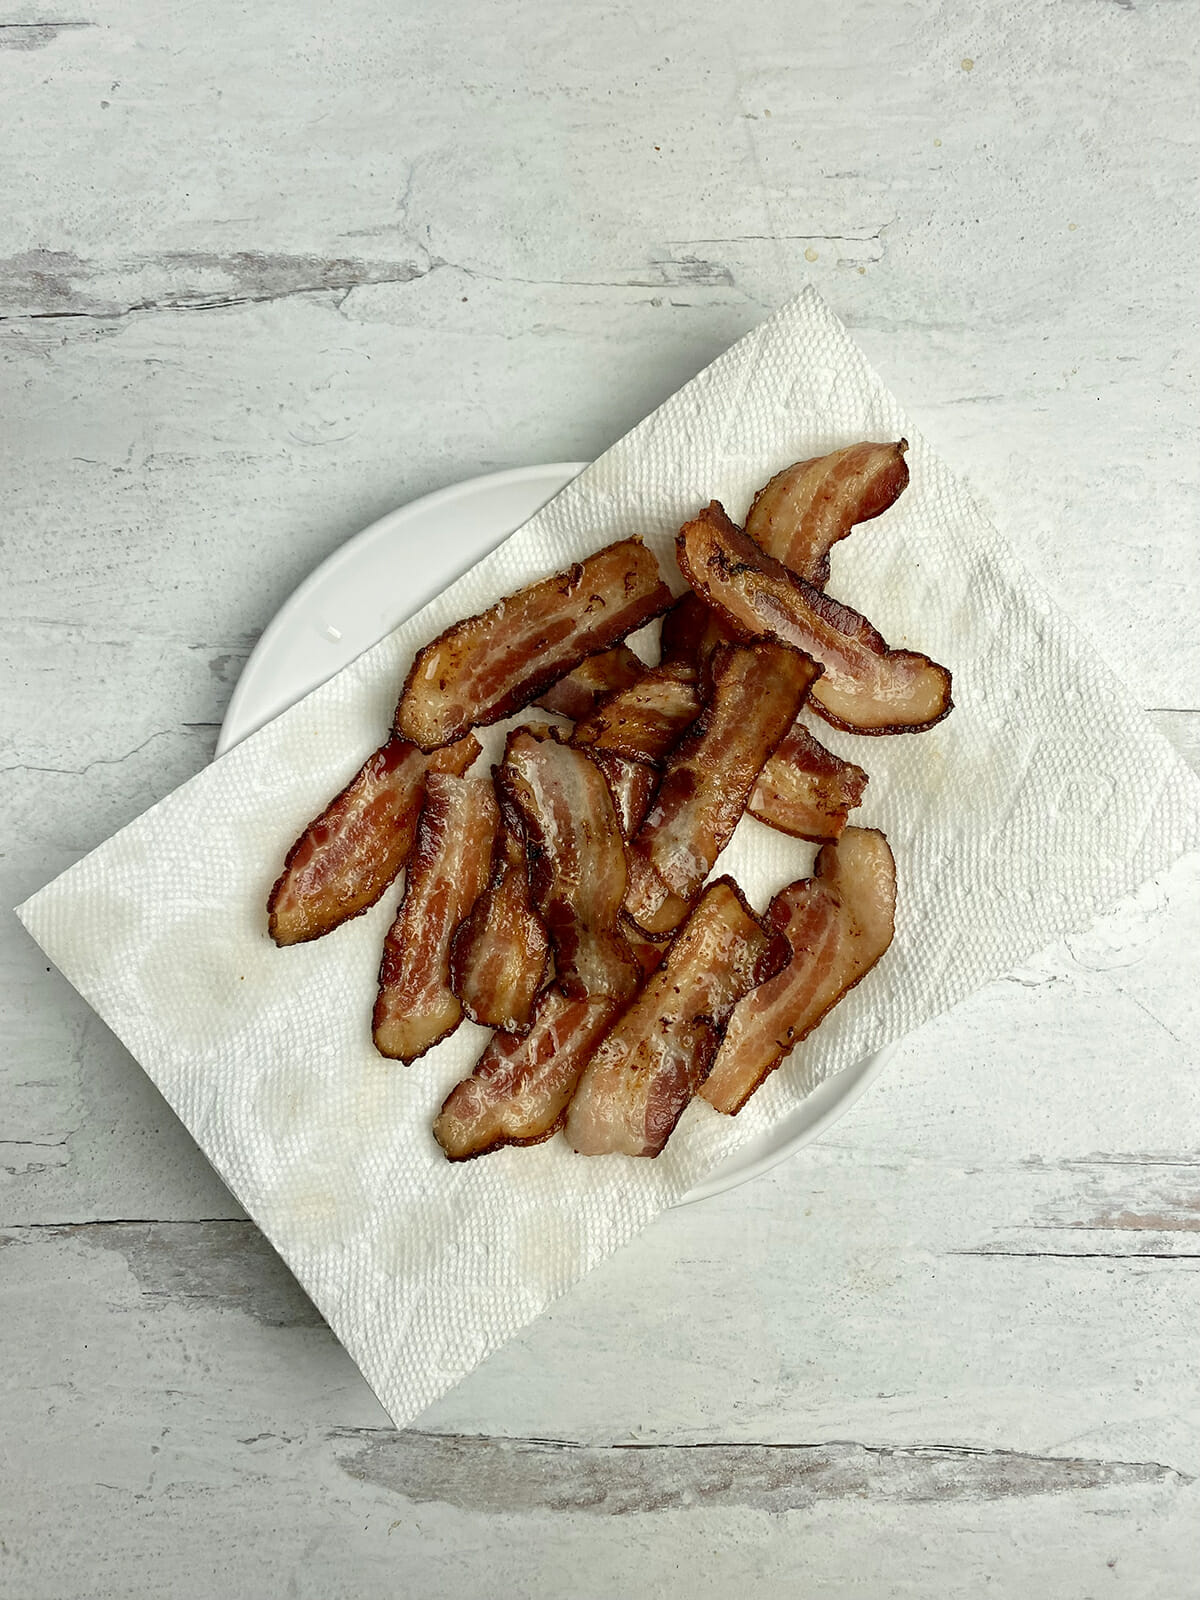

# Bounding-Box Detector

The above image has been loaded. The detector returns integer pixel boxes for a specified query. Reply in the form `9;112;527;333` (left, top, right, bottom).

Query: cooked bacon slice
661;608;867;843
571;661;702;766
534;645;644;720
659;592;730;680
394;539;673;750
372;774;499;1061
623;642;820;937
267;732;481;946
748;722;869;842
625;924;669;979
746;440;909;587
497;727;641;1003
565;878;789;1157
589;749;659;838
701;827;896;1114
449;807;549;1034
677;502;952;735
433;989;620;1161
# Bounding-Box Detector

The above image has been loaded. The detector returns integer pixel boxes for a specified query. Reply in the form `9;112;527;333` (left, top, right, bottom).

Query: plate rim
217;461;590;759
216;461;895;1205
677;1042;895;1204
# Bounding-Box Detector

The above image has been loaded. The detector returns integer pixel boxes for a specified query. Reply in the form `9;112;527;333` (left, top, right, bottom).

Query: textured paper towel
17;288;1200;1426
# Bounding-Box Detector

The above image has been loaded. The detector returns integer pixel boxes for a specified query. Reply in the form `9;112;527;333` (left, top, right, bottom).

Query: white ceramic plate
217;463;894;1205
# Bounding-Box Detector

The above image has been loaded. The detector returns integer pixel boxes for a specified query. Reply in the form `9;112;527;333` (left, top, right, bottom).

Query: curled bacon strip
534;645;644;721
701;826;896;1115
623;641;821;938
571;661;702;766
677;501;952;735
565;878;789;1157
267;732;481;946
497;727;641;1003
748;722;869;842
588;749;659;839
433;989;620;1161
747;440;909;587
394;538;673;750
373;774;499;1062
449;805;549;1034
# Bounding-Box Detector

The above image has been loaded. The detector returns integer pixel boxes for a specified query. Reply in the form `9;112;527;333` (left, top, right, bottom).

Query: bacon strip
748;722;869;842
267;732;481;946
449;805;549;1034
747;440;909;587
534;645;644;720
701;827;896;1114
565;879;789;1157
497;727;641;1003
623;642;820;938
625;926;668;980
433;989;620;1161
677;501;952;735
571;661;702;766
372;774;499;1062
659;592;729;681
588;749;659;839
394;539;673;750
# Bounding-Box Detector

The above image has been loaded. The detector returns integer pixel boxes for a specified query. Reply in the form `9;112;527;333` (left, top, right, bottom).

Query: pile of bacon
268;441;952;1160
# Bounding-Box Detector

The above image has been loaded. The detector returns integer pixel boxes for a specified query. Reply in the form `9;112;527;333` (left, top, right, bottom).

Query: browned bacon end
622;641;821;937
449;806;549;1034
746;440;909;587
565;878;789;1157
534;645;644;720
677;501;952;735
372;773;499;1062
701;826;896;1115
394;538;673;750
267;732;481;946
748;722;869;842
497;727;641;1003
433;989;620;1161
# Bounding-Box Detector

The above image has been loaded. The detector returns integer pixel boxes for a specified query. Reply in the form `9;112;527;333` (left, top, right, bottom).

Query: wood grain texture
3;0;1199;1593
3;1216;1200;1599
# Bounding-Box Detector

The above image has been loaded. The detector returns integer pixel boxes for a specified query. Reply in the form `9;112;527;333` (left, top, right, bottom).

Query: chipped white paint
2;0;1199;1595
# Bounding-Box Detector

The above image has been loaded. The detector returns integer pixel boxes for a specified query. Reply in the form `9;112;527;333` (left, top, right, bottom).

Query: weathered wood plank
2;1217;1199;1598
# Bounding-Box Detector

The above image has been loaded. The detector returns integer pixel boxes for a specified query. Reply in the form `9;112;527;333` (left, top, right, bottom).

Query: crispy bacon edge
394;537;673;751
267;732;481;946
677;501;952;735
746;440;909;587
448;799;550;1035
432;989;621;1161
623;640;821;938
372;773;499;1063
748;722;869;842
701;827;897;1115
564;877;790;1158
534;645;645;721
496;726;641;1004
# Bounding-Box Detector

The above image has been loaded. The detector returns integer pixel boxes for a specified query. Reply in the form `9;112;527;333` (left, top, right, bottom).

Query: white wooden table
4;4;1199;1594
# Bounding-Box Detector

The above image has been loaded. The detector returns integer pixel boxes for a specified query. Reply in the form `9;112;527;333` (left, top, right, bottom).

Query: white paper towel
17;288;1200;1426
